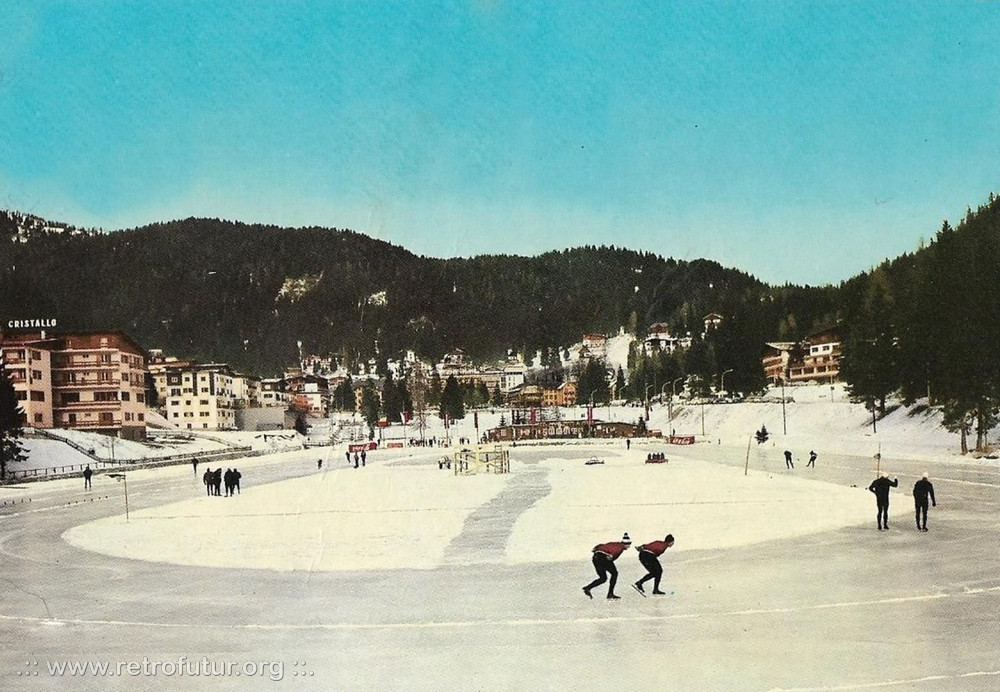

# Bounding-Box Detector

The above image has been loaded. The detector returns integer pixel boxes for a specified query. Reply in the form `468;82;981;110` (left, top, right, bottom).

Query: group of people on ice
202;467;242;497
783;450;817;469
582;532;675;600
869;472;936;531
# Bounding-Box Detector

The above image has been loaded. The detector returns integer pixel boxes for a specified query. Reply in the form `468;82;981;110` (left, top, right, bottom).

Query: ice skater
317;458;323;470
223;468;234;497
192;457;199;474
633;534;674;596
345;450;351;465
83;465;93;490
784;450;794;469
868;472;899;530
203;468;212;496
583;532;632;600
212;468;223;496
354;452;359;468
912;473;936;531
232;468;241;494
807;450;817;468
361;450;367;466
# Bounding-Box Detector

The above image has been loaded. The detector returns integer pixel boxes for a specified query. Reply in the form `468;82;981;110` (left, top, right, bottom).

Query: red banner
668;435;695;445
386;442;403;449
349;442;377;452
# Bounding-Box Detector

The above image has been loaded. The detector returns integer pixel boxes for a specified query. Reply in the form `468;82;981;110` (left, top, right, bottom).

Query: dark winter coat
868;477;898;503
913;479;936;505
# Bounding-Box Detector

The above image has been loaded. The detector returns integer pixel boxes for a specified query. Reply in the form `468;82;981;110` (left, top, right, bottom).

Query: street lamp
780;377;787;435
668;376;684;431
720;369;734;397
108;472;129;522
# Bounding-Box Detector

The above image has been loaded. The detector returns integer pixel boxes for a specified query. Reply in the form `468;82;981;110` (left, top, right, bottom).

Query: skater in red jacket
633;534;674;596
583;533;631;600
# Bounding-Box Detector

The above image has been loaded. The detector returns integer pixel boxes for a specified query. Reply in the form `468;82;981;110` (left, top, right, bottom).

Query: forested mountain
838;193;1000;453
1;211;840;375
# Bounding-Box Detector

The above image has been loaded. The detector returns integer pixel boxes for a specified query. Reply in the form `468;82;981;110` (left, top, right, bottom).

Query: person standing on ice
353;452;359;468
868;473;899;530
83;465;93;490
633;534;674;596
912;473;936;531
203;468;212;496
784;450;794;469
583;532;632;600
807;450;817;468
345;450;351;465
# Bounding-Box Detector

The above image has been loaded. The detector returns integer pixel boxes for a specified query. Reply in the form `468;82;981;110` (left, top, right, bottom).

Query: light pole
780;378;787;435
720;369;733;397
108;472;129;522
588;388;600;429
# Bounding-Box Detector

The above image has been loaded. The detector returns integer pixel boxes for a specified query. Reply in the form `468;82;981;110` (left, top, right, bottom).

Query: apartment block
1;330;148;440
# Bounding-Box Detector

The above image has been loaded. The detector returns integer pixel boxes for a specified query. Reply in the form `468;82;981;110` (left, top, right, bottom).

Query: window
31;350;42;360
200;411;209;417
99;411;113;423
200;399;209;405
61;392;80;405
34;413;43;423
32;370;42;380
124;412;132;421
173;412;179;418
138;413;144;422
101;353;112;363
201;388;209;393
170;399;180;406
121;391;130;401
203;423;209;429
94;392;118;402
30;391;45;401
15;391;27;401
137;393;145;403
170;388;181;396
185;400;192;406
68;413;77;423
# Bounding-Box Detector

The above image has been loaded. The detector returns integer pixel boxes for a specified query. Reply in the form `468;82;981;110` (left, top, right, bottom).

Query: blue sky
2;1;998;285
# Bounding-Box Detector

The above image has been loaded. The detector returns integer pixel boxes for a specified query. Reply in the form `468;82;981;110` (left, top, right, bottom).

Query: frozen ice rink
3;438;1000;691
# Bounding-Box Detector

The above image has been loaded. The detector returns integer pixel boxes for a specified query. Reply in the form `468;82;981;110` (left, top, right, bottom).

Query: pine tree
0;358;28;481
440;375;465;420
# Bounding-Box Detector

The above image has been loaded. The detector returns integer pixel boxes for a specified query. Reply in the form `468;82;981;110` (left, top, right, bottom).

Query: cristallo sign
6;318;57;329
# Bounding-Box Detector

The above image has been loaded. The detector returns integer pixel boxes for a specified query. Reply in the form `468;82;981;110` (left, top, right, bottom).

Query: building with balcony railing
1;330;148;440
161;363;239;430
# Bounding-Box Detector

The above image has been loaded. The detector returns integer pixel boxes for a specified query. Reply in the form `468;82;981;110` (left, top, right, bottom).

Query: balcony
54;400;122;411
52;360;120;370
61;419;122;430
52;379;120;389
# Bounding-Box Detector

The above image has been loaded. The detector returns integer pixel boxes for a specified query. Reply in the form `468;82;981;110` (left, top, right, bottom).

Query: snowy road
2;444;999;691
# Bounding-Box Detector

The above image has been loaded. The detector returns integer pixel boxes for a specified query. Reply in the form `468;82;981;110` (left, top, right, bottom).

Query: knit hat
622;532;631;543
